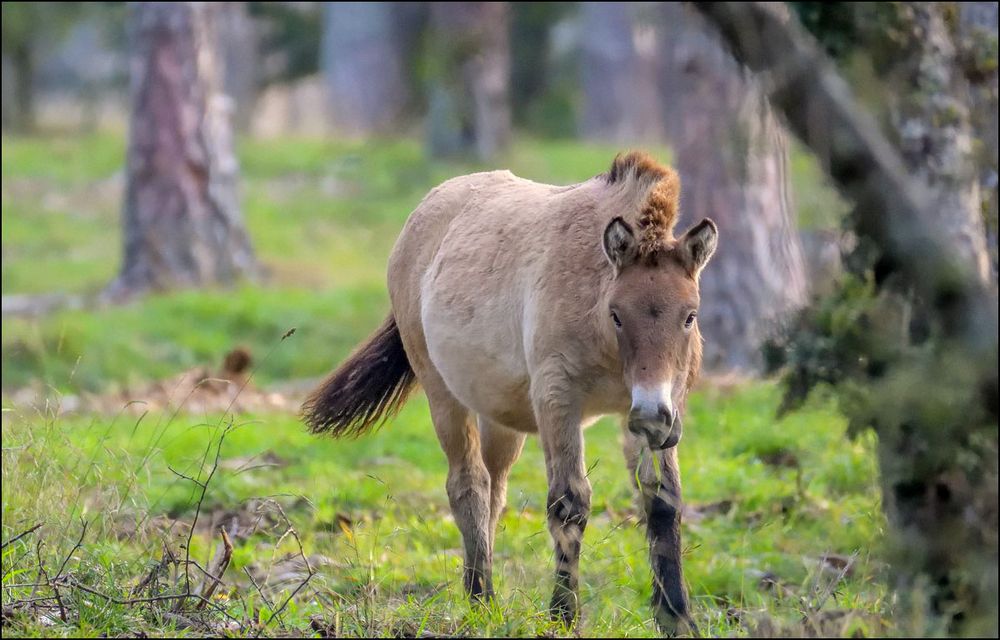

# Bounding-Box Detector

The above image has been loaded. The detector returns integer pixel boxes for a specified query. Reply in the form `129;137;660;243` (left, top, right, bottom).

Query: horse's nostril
658;403;675;426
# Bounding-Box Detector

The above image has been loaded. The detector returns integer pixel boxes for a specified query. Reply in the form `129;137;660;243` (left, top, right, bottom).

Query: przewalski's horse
302;151;717;634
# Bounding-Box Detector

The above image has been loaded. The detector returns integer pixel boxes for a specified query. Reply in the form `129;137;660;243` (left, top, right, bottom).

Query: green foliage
764;274;881;418
248;2;322;86
0;2;88;56
510;3;579;138
788;138;851;230
791;2;914;68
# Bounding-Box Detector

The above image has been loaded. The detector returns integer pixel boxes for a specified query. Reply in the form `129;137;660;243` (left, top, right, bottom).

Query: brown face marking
608;253;701;391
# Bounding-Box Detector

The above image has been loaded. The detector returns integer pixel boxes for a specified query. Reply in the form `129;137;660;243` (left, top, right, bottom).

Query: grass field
1;133;888;637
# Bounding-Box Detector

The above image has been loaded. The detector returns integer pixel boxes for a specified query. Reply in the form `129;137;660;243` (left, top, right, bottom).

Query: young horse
303;151;717;634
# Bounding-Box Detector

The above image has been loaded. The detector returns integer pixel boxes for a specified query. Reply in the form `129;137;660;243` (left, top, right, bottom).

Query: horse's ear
603;217;638;272
679;218;718;277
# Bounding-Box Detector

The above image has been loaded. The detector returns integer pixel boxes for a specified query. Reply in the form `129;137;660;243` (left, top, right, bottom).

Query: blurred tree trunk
109;2;256;298
321;2;409;136
9;43;34;132
426;1;511;160
215;1;258;133
959;2;999;281
579;3;662;143
657;3;807;371
893;3;991;284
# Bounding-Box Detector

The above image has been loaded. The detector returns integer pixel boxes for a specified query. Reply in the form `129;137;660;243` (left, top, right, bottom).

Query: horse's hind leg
424;378;493;599
623;430;697;636
479;418;526;550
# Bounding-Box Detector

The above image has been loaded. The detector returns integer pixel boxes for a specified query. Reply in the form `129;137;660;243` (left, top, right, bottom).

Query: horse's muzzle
627;411;682;450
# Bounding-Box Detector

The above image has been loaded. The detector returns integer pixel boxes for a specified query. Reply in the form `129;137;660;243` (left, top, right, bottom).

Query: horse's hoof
464;570;494;603
549;592;579;628
468;588;495;605
654;609;698;637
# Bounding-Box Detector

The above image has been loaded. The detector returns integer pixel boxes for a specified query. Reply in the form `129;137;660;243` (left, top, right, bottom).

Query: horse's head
602;216;717;449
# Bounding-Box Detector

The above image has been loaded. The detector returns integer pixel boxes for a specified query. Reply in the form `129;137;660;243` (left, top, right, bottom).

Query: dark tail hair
301;314;417;437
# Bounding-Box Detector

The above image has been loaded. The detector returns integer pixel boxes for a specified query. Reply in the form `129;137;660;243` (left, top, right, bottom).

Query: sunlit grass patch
2;382;889;637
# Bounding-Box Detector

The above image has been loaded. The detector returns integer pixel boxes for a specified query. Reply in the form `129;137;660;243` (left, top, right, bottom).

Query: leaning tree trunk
109;2;257;298
321;2;410;137
657;3;807;371
426;2;511;160
579;3;663;143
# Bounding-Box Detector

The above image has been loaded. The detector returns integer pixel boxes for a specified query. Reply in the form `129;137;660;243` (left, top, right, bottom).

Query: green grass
2;382;888;637
1;132;880;636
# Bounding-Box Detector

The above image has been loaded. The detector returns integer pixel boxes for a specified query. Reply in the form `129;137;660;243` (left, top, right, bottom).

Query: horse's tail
301;314;417;438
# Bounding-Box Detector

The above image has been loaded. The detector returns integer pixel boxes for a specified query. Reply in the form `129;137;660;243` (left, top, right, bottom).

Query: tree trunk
426;2;511;160
579;3;662;143
215;2;258;133
10;42;34;132
109;2;256;298
321;2;410;137
657;3;807;371
893;3;991;284
693;4;999;634
959;2;999;282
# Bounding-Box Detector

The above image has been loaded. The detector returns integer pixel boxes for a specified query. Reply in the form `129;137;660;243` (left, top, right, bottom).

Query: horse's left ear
679;218;718;277
603;217;638;273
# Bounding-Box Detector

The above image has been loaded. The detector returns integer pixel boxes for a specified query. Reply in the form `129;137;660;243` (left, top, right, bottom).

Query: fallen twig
197;528;233;609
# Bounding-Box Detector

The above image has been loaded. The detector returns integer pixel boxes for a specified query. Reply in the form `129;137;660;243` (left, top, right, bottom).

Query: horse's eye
611;311;622;329
684;311;697;329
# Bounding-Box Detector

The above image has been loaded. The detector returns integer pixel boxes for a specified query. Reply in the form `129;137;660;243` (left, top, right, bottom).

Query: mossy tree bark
892;3;991;284
695;3;999;634
958;2;999;281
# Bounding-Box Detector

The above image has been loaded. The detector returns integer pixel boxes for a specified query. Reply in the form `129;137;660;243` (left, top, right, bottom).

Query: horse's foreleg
626;433;697;636
535;387;590;627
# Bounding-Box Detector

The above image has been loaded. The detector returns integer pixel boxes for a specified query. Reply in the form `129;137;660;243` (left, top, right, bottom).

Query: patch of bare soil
192;497;295;541
95;347;294;415
6;347;309;417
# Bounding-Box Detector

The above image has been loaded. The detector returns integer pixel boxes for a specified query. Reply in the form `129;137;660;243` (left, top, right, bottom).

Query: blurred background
1;2;997;637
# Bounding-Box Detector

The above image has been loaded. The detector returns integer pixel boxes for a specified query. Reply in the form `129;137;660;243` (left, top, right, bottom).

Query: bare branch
54;519;88;582
1;523;43;550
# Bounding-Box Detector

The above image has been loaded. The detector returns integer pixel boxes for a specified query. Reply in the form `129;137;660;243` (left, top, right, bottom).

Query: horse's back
387;170;523;333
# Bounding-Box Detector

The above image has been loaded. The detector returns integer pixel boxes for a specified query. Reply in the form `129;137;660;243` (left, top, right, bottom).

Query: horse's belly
421;292;536;431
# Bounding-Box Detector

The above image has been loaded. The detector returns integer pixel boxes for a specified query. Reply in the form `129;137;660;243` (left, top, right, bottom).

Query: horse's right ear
602;217;638;273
